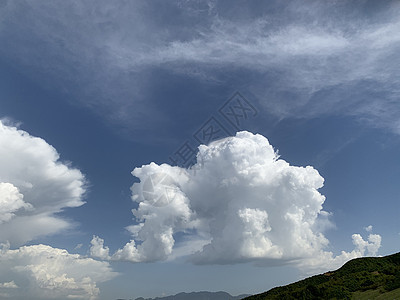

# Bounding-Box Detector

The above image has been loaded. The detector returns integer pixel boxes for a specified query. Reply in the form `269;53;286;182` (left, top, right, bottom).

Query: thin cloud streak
0;1;399;135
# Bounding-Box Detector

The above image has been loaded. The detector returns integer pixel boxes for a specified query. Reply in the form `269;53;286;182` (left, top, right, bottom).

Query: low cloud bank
0;243;117;299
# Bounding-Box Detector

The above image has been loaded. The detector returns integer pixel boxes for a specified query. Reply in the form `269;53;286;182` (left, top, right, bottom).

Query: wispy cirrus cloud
1;1;399;135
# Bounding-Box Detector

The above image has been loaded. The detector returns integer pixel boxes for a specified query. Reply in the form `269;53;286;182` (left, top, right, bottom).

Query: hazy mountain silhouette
131;291;250;300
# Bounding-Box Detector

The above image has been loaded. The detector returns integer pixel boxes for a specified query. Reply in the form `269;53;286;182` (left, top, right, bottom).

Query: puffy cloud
90;236;110;261
91;131;381;270
298;233;382;274
356;233;381;256
0;121;116;299
365;225;373;232
0;120;86;245
0;281;18;289
91;163;196;263
0;243;117;300
0;182;31;224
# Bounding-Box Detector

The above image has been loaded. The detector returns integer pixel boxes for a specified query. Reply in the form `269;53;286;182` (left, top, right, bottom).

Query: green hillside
245;252;400;300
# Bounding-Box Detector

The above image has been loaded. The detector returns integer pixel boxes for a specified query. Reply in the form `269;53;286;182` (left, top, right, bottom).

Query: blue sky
0;1;399;299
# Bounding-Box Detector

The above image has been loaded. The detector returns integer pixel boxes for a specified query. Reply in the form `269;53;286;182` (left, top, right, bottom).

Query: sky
0;0;400;299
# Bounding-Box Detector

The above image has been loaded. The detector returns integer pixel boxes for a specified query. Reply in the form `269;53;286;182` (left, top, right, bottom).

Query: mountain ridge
244;252;400;299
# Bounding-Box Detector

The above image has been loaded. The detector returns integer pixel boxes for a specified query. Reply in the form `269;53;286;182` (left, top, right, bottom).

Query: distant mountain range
131;291;250;300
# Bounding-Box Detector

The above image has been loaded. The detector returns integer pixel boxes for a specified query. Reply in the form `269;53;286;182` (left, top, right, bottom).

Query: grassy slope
245;252;400;300
353;287;400;299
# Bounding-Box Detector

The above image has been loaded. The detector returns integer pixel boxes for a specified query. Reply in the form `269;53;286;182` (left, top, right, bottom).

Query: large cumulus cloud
0;243;117;300
91;131;381;271
0;120;86;245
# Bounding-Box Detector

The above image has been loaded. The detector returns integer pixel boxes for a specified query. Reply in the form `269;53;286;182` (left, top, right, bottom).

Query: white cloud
365;225;373;232
0;182;32;224
1;2;400;135
0;122;116;298
90;236;110;261
0;120;86;246
91;131;381;270
74;243;83;250
91;162;196;263
0;243;117;300
298;233;382;274
0;281;18;289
